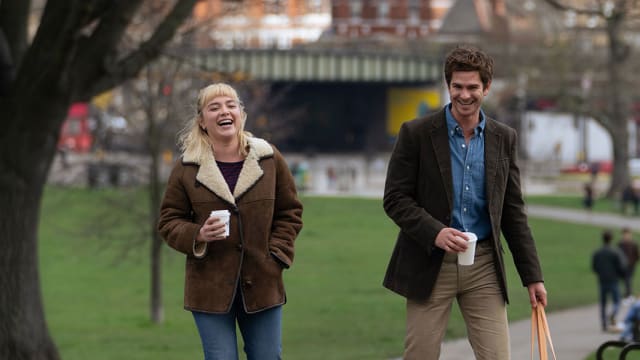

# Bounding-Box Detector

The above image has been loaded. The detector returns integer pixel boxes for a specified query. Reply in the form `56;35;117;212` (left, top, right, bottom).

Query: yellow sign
386;87;441;136
92;91;113;110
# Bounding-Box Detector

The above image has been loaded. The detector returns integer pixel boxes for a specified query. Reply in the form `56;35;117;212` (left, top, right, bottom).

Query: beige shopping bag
531;305;557;360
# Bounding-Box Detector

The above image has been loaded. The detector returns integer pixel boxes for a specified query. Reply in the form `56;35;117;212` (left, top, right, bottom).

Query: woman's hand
197;216;227;242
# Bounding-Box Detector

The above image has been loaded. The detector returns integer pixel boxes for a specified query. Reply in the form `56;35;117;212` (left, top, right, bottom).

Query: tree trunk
149;149;164;324
0;96;67;359
605;14;630;197
610;124;630;198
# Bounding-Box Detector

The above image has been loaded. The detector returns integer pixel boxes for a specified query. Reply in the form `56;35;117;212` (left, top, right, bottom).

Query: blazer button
244;280;253;288
236;243;243;251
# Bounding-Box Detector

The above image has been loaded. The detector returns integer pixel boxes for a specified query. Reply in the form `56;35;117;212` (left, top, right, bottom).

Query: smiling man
382;45;548;360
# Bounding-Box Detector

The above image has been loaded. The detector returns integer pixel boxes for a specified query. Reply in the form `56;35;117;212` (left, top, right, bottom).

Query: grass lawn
525;194;624;214
39;187;635;359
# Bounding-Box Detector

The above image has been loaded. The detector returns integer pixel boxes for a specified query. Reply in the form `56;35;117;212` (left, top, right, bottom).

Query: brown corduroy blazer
382;108;543;303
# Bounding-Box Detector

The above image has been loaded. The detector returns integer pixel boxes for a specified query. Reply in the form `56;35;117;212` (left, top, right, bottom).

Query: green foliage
40;188;623;359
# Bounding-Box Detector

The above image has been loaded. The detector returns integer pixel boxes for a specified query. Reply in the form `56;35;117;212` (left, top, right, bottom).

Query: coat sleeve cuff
192;229;208;258
270;252;290;269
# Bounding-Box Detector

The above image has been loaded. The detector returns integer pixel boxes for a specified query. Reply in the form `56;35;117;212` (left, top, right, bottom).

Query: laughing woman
158;83;303;360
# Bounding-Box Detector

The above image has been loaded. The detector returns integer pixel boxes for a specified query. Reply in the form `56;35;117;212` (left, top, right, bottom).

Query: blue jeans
599;281;620;330
192;294;282;360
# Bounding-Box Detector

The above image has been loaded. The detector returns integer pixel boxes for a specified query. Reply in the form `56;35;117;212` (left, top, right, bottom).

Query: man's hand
434;227;470;253
527;282;548;308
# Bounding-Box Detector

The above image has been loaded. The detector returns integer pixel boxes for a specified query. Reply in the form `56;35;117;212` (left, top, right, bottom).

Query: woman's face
199;95;242;143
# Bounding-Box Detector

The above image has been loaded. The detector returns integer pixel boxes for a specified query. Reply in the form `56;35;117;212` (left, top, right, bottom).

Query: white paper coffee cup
457;232;478;266
210;210;230;237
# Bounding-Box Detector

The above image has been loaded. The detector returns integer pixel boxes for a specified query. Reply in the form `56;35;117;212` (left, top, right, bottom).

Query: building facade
330;0;453;39
192;0;332;49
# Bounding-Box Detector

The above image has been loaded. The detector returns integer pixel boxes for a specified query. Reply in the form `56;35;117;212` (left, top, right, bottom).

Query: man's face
447;71;490;122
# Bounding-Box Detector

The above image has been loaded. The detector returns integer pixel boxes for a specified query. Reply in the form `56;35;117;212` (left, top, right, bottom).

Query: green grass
526;194;637;216
38;187;638;359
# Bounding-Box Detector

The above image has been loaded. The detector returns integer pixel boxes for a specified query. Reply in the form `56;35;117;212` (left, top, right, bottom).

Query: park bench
596;313;640;360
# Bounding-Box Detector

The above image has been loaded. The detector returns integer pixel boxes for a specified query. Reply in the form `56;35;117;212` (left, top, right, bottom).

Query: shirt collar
444;103;486;137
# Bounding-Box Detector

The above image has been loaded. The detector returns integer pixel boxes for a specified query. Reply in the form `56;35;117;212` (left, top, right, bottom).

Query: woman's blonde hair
178;83;251;160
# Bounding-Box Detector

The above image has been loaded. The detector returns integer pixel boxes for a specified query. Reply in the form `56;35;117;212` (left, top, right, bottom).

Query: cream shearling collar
183;137;274;205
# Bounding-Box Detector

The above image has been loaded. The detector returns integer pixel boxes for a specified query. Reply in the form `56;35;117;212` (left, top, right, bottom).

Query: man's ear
484;80;492;95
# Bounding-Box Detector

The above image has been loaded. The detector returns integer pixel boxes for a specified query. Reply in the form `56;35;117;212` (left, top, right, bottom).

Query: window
378;1;389;20
408;0;420;23
306;0;324;13
221;0;243;15
350;0;362;18
265;0;286;14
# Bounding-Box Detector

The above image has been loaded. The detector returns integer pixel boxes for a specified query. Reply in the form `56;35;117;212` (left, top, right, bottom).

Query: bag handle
530;305;557;360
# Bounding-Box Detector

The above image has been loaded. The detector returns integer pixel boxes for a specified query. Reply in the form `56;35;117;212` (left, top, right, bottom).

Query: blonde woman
158;83;303;360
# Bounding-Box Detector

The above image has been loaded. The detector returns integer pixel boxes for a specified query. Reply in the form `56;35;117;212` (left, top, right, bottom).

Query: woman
158;83;303;360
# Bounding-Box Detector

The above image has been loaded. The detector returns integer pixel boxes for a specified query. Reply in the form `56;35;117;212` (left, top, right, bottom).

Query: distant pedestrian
583;182;594;211
619;227;639;299
592;229;627;331
621;183;639;216
590;162;600;182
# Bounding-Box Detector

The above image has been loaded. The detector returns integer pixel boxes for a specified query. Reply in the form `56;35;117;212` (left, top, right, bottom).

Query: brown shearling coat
158;137;303;314
382;108;543;303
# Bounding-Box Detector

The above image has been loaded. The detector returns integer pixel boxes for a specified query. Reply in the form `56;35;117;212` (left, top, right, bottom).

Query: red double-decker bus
58;102;93;153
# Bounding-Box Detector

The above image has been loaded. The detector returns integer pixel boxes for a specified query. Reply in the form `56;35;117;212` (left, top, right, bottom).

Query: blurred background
46;0;640;200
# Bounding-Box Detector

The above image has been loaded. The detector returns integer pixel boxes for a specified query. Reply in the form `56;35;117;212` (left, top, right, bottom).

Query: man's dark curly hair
444;45;494;89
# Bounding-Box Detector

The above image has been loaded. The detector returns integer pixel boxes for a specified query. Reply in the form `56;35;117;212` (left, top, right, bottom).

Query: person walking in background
158;83;303;360
622;183;639;216
382;45;547;360
592;229;626;332
619;227;639;299
584;181;595;211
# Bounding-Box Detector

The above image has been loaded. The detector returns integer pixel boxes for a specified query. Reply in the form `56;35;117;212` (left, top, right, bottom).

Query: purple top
216;160;244;193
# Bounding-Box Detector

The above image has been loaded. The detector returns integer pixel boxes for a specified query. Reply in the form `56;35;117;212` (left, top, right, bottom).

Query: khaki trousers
404;243;510;360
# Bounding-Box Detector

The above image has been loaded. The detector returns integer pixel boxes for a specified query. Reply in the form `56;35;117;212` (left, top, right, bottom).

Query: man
618;227;639;299
382;45;547;360
593;229;626;331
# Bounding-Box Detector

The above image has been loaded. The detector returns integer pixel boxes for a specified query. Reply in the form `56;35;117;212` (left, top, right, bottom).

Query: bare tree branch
541;0;602;16
0;0;30;66
86;0;198;98
12;0;106;94
67;1;144;97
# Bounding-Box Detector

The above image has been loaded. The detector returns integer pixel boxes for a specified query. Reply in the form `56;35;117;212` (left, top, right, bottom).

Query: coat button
236;243;243;251
244;280;253;288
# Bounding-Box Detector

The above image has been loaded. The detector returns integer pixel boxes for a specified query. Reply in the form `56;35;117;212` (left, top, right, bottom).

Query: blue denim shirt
445;104;491;240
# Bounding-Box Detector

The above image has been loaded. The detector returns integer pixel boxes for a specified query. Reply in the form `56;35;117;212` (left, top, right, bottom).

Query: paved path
526;205;640;232
438;303;626;360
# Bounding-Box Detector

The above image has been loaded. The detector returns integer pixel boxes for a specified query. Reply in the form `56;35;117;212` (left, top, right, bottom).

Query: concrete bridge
192;48;441;83
192;48;445;153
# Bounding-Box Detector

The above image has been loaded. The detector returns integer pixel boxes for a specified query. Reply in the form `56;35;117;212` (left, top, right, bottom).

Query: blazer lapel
431;112;453;213
484;119;502;208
